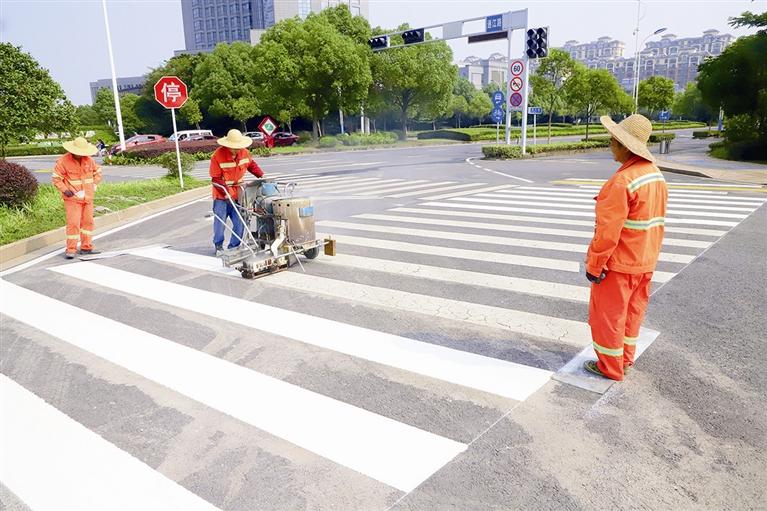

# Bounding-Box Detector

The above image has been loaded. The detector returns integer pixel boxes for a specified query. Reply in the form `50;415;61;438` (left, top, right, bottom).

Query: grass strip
0;177;206;246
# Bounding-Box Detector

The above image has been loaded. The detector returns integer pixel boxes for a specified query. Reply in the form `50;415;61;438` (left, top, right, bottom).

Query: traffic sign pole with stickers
154;76;189;189
506;59;526;146
490;91;505;144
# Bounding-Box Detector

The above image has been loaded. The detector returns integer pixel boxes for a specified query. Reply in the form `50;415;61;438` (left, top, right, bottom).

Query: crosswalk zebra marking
487;191;764;210
388;183;487;198
318;220;694;264
353;213;711;249
355;181;455;196
324;233;674;283
3;277;466;493
451;197;750;219
389;207;727;237
420;184;518;201
498;187;766;205
0;374;220;510
309;179;406;192
423;201;740;227
49;257;553;402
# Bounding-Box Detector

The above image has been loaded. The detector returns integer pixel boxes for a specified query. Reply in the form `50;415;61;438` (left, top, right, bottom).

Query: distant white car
168;129;213;142
244;131;265;141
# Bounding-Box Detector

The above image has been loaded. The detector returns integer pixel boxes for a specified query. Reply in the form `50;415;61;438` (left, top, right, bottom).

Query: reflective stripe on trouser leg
623;272;652;367
589;271;633;381
64;200;84;253
80;202;95;250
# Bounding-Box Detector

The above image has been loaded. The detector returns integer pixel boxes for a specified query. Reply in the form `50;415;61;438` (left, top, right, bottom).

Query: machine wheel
303;247;319;259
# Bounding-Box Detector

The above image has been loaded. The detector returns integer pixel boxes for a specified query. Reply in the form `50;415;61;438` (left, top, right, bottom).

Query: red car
109;134;165;155
271;132;299;147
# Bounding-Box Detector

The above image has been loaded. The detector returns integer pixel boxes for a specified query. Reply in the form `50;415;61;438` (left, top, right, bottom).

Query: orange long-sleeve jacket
209;146;263;201
586;156;668;276
52;153;102;203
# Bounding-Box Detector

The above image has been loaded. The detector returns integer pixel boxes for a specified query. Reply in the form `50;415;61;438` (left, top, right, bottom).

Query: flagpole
102;0;126;151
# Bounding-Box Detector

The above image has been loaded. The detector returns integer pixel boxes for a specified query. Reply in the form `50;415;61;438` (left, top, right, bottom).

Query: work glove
94;184;98;191
586;271;608;284
75;190;86;200
63;190;75;198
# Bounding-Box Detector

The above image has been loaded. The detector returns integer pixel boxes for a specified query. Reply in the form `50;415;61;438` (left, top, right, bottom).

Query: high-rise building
457;53;508;89
180;0;368;52
89;76;146;104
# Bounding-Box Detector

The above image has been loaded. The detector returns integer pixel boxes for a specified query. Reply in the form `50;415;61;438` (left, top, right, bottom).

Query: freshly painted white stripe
389;207;727;237
290;175;359;184
466;157;534;183
354;213;710;249
326;233;675;283
388;182;485;198
49;258;554;403
419;202;740;227
360;181;456;196
353;180;431;196
447;197;749;220
574;185;753;196
0;374;219;511
319;253;591;302
488;190;765;207
420;184;517;200
318;221;694;264
291;162;384;172
565;178;763;189
4;277;465;493
507;187;766;204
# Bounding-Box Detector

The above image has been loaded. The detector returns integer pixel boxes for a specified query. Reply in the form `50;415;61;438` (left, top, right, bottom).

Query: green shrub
341;134;363;146
482;145;523;159
126;139;221;159
2;145;67;157
528;140;610;155
391;129;406;141
692;130;720;139
295;131;312;144
252;146;272;157
582;136;611;142
155;152;196;178
726;140;767;161
648;133;676;143
319;136;338;148
0;159;39;207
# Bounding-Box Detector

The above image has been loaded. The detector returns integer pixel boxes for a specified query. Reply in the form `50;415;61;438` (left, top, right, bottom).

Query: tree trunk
312;119;320;140
195;122;201;130
585;118;590;140
432;120;436;130
547;111;553;144
400;111;408;139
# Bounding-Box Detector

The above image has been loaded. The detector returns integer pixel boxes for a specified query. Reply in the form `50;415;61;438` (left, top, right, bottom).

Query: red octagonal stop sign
154;76;188;109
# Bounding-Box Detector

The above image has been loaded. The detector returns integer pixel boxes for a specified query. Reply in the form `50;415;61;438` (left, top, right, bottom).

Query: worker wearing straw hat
52;137;103;259
584;114;668;381
209;129;264;255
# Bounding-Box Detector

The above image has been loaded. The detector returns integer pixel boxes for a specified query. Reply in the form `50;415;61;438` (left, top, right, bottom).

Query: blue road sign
490;107;504;123
486;14;504;33
659;110;670;121
491;91;505;106
528;106;543;115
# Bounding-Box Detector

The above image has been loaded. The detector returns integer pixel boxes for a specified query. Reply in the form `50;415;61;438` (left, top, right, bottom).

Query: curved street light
633;27;667;113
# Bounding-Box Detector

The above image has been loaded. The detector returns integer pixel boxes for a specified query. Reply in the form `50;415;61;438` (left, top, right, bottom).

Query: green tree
698;10;767;142
75;105;101;126
467;90;492;124
450;95;468;128
638;76;675;118
179;98;203;129
371;27;456;137
672;82;716;126
529;48;578;143
318;4;372;44
255;15;371;138
193;42;260;130
39;99;79;139
0;43;76;153
565;67;632;139
93;89;144;135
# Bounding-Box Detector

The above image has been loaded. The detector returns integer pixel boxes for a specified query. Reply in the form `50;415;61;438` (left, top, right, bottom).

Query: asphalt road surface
2;137;765;510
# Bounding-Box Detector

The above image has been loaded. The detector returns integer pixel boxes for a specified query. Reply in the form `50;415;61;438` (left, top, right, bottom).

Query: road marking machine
212;180;335;279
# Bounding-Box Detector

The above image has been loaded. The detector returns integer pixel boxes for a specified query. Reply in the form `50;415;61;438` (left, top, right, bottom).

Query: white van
168;129;213;142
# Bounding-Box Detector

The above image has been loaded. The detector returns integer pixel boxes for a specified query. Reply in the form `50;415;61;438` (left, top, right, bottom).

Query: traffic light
368;35;389;50
402;28;425;45
526;27;548;59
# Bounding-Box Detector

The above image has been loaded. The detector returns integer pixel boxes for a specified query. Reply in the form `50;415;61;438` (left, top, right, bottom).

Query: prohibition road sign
510;60;525;76
509;92;523;107
509;76;524;92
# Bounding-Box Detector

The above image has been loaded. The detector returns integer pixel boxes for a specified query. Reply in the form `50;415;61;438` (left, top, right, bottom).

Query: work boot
79;249;101;255
215;245;224;257
64;252;76;260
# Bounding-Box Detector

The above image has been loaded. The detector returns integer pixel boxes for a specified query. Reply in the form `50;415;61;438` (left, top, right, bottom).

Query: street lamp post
633;27;667;113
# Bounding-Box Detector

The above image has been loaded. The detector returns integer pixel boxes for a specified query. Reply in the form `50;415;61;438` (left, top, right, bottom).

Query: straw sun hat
217;129;253;149
62;136;98;157
599;114;655;162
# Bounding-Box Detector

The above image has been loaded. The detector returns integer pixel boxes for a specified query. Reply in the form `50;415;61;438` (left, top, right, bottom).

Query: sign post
491;91;505;144
154;76;189;188
507;59;526;147
528;107;543;145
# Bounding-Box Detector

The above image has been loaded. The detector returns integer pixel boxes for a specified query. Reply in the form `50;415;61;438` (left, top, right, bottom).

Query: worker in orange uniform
210;129;264;255
584;114;668;381
52;137;103;259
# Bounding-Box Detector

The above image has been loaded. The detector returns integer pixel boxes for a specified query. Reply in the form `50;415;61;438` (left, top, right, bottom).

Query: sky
1;0;764;105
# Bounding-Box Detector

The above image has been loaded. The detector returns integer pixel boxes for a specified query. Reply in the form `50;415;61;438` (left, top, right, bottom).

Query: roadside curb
0;187;209;271
656;160;767;186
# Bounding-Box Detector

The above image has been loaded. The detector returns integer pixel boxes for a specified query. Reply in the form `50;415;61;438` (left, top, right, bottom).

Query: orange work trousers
64;200;94;254
588;270;653;381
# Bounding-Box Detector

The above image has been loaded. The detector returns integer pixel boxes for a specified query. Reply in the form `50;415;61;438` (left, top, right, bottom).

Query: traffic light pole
520;57;530;155
505;30;513;145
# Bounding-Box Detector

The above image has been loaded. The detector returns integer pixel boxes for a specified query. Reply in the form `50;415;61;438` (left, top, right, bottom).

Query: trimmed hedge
417;129;497;141
692;130;721;139
482;145;522;159
319;137;338;148
483;140;609;159
648;133;676;143
2;145;68;157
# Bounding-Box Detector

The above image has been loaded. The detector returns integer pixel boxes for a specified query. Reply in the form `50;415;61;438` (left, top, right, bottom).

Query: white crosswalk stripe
1;180;760;508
